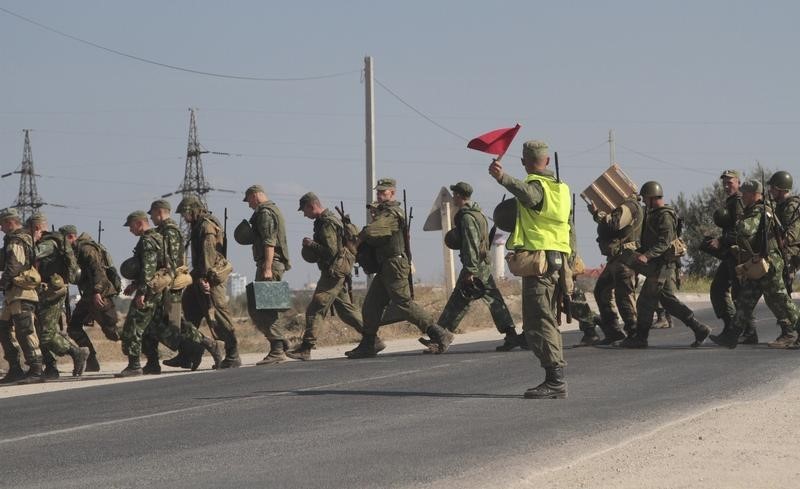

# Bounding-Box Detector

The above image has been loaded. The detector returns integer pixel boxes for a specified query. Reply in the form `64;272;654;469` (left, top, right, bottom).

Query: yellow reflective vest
506;174;572;254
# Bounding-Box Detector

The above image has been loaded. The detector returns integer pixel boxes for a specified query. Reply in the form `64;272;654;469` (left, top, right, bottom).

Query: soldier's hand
200;278;211;294
708;238;720;250
123;283;137;296
93;292;106;308
635;253;649;264
302;237;314;247
134;294;146;309
587;202;597;215
463;273;474;284
263;268;273;280
488;159;504;180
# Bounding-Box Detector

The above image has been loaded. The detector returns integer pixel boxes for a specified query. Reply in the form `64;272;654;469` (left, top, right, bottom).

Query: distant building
227;272;248;298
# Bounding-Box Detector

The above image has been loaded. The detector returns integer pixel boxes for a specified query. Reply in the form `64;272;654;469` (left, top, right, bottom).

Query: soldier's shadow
249;388;521;400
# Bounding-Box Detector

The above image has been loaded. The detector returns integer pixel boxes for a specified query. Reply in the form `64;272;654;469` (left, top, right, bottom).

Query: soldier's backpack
653;206;687;262
82;240;122;295
38;232;79;284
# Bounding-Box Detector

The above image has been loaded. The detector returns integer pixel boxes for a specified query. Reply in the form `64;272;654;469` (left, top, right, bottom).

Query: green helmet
176;195;204;215
301;245;318;263
233;219;254;245
444;228;461;250
492;198;517;233
639;181;663;198
120;257;139;280
712;208;732;228
768;171;793;192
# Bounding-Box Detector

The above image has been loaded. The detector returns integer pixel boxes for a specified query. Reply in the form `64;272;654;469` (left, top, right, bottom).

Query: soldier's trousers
710;260;739;321
67;295;120;354
248;267;288;341
635;263;695;340
437;271;514;334
183;282;236;342
121;296;161;357
143;290;205;359
37;293;75;357
522;272;565;368
303;273;362;345
570;288;601;333
0;299;42;368
362;256;435;335
732;256;799;333
594;257;637;330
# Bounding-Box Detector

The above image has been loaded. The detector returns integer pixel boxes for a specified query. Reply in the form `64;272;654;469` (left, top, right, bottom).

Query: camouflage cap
243;184;266;202
449;181;473;198
148;199;172;214
522;140;549;161
58;224;78;235
124;210;149;227
374;177;396;191
298;192;319;211
26;212;47;227
720;169;740;180
0;207;21;223
176;195;204;214
740;179;763;194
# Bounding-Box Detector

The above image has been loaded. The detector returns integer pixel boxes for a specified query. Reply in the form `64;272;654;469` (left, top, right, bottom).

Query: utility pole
97;220;104;244
364;56;376;224
609;128;616;166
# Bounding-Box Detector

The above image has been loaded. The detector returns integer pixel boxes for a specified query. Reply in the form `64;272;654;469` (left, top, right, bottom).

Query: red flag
467;124;521;157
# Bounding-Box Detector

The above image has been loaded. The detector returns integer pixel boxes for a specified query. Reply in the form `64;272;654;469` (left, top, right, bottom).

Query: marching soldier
768;171;800;295
0;208;44;384
588;193;643;344
711;179;800;348
346;178;453;358
423;182;523;352
27;214;89;378
242;185;292;365
287;192;373;360
489;140;571;399
621;182;712;348
67;228;121;372
177;195;240;368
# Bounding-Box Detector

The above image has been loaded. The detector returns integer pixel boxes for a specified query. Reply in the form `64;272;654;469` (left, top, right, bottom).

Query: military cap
243;184;266;202
58;224;78;235
0;208;22;223
176;195;204;214
522;140;549;161
26;212;47;227
298;192;319;211
124;210;149;227
148;199;171;214
740;180;763;194
449;181;473;198
374;178;396;191
720;169;740;180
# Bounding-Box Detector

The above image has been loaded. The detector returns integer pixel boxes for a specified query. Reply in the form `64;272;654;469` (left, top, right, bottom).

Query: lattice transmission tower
1;130;64;221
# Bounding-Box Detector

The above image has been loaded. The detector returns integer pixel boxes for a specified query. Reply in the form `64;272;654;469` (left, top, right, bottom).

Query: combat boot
85;352;101;372
346;334;378;359
43;363;60;379
575;324;601;347
426;325;454;354
620;333;648;348
162;348;190;369
142;356;162;375
767;325;798;349
374;336;387;353
687;316;712;348
740;321;759;345
200;337;223;369
68;345;90;377
286;341;314;361
597;319;626;345
524;366;567;399
256;340;287;366
710;326;741;349
115;356;143;378
653;310;671;329
219;332;241;369
0;363;25;384
17;362;45;385
496;330;523;351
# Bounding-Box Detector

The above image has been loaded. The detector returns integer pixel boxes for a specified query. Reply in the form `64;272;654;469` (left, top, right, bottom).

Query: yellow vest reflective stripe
507;174;572;254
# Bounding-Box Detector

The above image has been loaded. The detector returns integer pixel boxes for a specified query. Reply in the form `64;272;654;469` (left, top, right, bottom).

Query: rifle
334;200;355;304
222;207;229;258
554;151;560;183
402;190;415;299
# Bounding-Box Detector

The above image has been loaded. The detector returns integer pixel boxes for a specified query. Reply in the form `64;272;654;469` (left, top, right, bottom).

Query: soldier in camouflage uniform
116;211;168;377
67;229;120;372
588;194;643;344
489;141;571;399
768;171;800;294
287;192;372;360
347;178;454;359
27;214;89;378
242;185;293;365
177;195;240;369
711;180;800;348
142;199;222;373
0;208;44;384
422;182;522;352
621;182;712;348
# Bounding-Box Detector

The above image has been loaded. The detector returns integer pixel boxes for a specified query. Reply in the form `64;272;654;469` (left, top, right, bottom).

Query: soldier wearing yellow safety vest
489;140;571;399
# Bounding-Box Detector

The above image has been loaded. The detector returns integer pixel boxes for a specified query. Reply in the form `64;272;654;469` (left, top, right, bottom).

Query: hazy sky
2;1;799;287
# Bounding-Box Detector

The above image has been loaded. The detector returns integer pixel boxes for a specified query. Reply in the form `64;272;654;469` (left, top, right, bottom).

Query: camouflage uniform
624;205;710;346
437;201;517;341
710;192;746;331
0;227;43;379
68;233;120;364
247;200;291;340
775;195;800;291
297;208;363;347
591;195;642;339
120;228;165;358
497;168;567;368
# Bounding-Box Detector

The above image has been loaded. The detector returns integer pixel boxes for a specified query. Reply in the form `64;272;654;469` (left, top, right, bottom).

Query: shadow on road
248;388;522;400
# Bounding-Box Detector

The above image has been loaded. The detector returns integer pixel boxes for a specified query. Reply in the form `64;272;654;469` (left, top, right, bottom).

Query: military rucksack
81;240;122;294
38;232;79;284
652;206;687;262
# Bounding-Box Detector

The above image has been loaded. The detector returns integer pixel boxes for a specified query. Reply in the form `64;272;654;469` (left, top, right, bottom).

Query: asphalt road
2;304;799;489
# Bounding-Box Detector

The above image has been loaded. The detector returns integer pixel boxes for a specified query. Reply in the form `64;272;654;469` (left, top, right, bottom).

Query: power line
0;6;360;82
618;144;718;176
374;79;467;141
